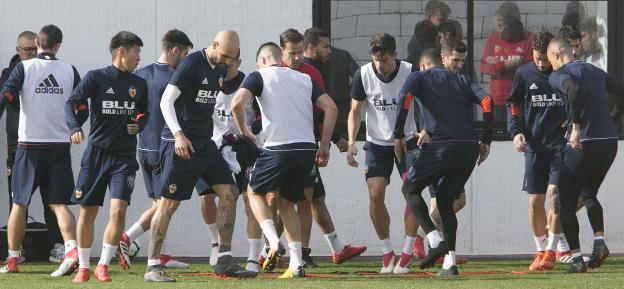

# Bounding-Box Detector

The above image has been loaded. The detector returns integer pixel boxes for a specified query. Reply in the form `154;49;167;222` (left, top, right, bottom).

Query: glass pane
473;0;608;123
330;0;468;138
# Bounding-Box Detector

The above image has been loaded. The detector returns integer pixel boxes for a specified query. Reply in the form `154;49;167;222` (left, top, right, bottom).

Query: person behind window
561;1;585;30
579;16;606;72
405;21;438;68
406;0;450;66
480;0;533;121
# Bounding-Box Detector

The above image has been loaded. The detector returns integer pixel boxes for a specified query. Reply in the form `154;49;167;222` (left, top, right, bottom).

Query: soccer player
196;52;265;272
67;31;148;283
395;45;492;276
0;25;79;276
346;33;421;274
546;38;624;273
507;31;568;271
231;41;338;278
116;29;193;271
144;30;256;282
278;28;366;268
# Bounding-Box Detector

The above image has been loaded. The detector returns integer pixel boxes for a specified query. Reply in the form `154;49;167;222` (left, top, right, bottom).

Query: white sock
323;231;345;254
206;223;219;245
533;235;547;252
442;251;456;270
594;236;605;241
288;242;303;270
417;227;426;238
402;236;416;255
65;240;78;255
248;239;262;262
8;250;20;258
147;259;161;267
558;235;570;252
426;231;443;248
571;252;582;259
259;219;280;251
97;243;117;265
546;233;559;251
78;247;91;269
380;238;393;254
218;251;232;258
260;243;269;258
126;223;145;242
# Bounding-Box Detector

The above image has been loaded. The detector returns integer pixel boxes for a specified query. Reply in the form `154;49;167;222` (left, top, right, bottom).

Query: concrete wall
0;0;622;259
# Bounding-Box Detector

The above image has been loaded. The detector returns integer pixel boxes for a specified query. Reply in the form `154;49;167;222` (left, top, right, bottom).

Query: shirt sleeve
240;71;264;97
464;75;493;144
311;79;325;102
65;70;95;134
506;69;525;138
71;65;81;89
350;68;366;101
394;72;420;139
131;79;149;132
0;62;25;118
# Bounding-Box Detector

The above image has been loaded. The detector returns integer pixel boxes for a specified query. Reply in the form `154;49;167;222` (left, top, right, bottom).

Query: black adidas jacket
0;54;21;168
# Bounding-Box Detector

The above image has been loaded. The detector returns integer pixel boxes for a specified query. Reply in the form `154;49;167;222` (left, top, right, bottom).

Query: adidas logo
106;87;115;94
529;83;538;90
201;78;209;85
35;74;64;94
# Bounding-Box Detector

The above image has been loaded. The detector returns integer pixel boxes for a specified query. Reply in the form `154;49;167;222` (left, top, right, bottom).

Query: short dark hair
162;29;193;51
533;31;554;53
419;47;442;67
369;33;396;55
438;20;463;39
17;31;36;41
441;37;467;54
557;25;581;41
256;42;281;60
109;31;143;55
279;28;304;48
38;25;63;50
303;27;330;49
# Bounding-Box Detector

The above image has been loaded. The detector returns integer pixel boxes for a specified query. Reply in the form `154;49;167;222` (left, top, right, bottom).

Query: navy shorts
159;139;234;201
249;143;316;203
138;150;161;199
196;168;248;195
559;140;617;204
312;171;325;199
407;143;479;200
523;150;561;194
72;145;139;206
11;145;74;206
363;138;417;182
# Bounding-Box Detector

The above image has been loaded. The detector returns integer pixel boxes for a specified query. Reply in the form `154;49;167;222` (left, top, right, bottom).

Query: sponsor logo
201;78;209;85
102;100;135;115
75;189;83;199
127;174;135;190
372;98;398;111
128;86;137;98
106;87;115;94
168;184;177;193
196;90;218;104
529;83;538;90
35;74;64;94
531;93;563;107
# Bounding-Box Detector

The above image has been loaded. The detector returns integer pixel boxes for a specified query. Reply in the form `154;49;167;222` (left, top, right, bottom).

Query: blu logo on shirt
373;98;398;111
531;93;563;107
196;89;218;104
102;100;136;115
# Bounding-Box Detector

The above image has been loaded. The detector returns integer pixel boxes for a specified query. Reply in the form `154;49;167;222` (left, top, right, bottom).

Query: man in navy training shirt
231;42;337;278
0;25;80;277
116;29;193;271
394;45;493;276
145;30;256;281
67;31;148;283
507;31;571;272
546;37;624;273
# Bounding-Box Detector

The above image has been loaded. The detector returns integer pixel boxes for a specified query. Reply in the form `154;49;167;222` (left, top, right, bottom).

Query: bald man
547;37;624;273
145;30;257;281
232;42;337;278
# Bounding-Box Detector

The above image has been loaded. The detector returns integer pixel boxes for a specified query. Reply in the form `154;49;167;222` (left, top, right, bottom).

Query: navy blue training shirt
394;67;493;144
162;49;227;141
134;62;173;151
65;65;148;154
507;62;566;151
549;60;624;142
